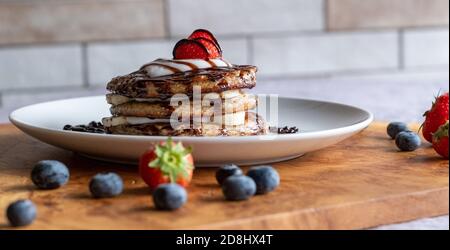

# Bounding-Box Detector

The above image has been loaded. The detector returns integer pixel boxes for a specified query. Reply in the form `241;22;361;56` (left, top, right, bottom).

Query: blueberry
215;164;243;185
247;166;280;195
153;183;187;210
6;199;37;227
387;122;410;139
31;160;70;189
222;175;256;201
395;131;421;152
89;173;123;198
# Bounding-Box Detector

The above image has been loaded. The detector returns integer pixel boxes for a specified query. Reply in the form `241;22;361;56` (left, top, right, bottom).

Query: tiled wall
0;0;449;114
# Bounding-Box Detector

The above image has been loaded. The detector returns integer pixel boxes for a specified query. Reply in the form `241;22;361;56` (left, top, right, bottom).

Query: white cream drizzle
141;58;233;78
106;90;243;106
103;111;246;128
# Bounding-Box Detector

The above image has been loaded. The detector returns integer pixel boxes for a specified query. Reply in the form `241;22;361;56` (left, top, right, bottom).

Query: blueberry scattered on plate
215;164;243;185
222;175;256;201
6;199;37;227
153;183;187;211
31;160;70;190
247;166;280;195
89;172;124;198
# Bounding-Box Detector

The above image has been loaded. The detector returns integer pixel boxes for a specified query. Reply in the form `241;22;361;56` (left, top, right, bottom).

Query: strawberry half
188;29;221;51
432;121;449;159
173;39;209;60
422;92;449;143
139;138;194;190
193;38;221;59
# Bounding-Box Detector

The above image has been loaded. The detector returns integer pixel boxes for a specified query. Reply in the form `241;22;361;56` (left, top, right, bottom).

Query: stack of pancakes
102;63;268;136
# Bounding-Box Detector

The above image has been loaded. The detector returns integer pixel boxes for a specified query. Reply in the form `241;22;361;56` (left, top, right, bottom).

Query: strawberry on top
173;29;223;60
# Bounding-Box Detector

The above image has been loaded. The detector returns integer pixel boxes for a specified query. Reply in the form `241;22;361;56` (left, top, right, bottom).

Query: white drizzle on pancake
102;111;247;127
141;58;233;78
106;89;244;106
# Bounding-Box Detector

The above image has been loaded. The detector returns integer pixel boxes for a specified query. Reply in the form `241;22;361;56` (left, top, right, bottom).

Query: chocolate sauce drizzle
140;58;232;76
107;65;257;100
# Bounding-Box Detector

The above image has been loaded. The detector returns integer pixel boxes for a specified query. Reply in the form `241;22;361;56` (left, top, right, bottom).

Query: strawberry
432;121;449;159
173;39;209;60
422;92;449;143
188;29;221;51
139;138;194;190
193;38;221;59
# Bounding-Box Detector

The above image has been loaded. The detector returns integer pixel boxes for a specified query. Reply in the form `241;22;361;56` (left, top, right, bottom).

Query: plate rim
9;95;374;142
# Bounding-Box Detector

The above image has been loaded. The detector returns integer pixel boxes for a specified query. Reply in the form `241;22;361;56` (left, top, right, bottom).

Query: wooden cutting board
0;122;448;230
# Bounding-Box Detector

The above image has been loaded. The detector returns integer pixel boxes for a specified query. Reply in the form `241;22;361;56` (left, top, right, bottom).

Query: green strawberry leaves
433;121;449;141
148;137;193;183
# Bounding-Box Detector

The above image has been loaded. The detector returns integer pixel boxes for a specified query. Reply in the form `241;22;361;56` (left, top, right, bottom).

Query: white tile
0;45;83;90
218;39;249;65
254;69;449;123
168;0;324;36
0;0;165;45
404;29;449;68
87;38;250;86
328;0;449;30
253;32;399;76
87;40;175;86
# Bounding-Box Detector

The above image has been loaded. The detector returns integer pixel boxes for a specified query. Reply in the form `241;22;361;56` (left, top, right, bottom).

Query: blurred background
0;0;449;123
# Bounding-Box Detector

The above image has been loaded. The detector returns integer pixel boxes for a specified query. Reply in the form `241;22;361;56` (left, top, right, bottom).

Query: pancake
103;111;248;127
103;112;268;136
108;92;257;118
106;89;244;106
106;65;257;99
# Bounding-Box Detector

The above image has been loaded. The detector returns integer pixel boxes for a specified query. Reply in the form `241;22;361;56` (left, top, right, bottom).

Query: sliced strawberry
188;29;221;51
173;39;209;60
193;38;221;59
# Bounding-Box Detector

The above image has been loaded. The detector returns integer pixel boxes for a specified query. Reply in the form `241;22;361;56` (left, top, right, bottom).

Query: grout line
1;85;106;95
163;0;172;39
400;26;450;32
398;29;405;70
247;36;254;65
257;66;450;82
81;43;90;87
0;42;83;50
0;37;166;50
323;0;330;32
0;26;448;49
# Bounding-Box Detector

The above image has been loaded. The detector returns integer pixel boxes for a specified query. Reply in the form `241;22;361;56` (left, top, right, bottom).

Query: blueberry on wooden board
395;131;421;152
89;172;124;198
222;175;256;201
215;164;243;185
247;166;280;195
31;160;70;189
153;183;187;211
6;199;37;227
387;122;409;139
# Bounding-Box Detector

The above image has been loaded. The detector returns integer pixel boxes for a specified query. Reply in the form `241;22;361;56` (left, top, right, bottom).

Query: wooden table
0;122;448;230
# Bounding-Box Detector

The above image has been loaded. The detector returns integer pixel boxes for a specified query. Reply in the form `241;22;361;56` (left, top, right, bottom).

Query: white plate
9;96;373;166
